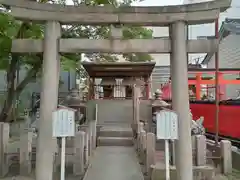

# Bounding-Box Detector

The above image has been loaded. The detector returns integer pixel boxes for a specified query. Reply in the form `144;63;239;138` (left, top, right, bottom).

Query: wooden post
196;73;201;100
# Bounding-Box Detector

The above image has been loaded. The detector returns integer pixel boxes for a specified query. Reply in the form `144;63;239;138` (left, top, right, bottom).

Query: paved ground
225;169;240;180
83;146;144;180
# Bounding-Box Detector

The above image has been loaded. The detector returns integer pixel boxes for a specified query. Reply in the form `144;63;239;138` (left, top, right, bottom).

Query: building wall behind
207;34;240;99
150;27;170;95
151;27;170;66
184;0;240;63
151;66;170;95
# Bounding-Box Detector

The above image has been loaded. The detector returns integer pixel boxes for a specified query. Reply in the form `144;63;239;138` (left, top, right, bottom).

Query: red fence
190;103;240;139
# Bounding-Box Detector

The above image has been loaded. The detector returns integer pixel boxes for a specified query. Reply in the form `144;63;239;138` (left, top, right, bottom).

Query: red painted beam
188;79;240;85
188;71;240;74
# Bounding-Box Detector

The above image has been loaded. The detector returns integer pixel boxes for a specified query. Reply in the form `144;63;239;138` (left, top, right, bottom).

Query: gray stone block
220;140;232;174
151;164;215;180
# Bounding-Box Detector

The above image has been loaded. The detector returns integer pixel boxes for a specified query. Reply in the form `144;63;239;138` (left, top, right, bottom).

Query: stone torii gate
0;0;231;180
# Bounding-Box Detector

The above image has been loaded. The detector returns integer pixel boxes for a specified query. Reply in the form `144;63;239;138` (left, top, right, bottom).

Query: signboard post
156;110;178;180
52;106;76;180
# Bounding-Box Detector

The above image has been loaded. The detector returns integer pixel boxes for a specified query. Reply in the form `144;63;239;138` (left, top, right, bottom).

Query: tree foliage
0;0;153;122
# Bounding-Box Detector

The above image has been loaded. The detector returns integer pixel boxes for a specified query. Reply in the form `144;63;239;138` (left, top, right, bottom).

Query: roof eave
201;21;227;65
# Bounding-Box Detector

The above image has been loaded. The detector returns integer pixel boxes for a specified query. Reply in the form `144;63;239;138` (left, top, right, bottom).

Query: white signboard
52;108;75;137
156;110;179;180
52;106;76;180
156;110;178;140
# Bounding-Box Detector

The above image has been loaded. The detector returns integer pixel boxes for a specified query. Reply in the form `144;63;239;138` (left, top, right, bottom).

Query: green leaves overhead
0;0;154;122
0;0;153;72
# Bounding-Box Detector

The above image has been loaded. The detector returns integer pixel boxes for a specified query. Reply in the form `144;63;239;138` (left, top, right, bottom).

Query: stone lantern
152;89;170;108
64;88;86;125
151;89;171;131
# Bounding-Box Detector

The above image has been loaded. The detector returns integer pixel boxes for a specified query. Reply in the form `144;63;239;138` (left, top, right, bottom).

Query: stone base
151;163;215;180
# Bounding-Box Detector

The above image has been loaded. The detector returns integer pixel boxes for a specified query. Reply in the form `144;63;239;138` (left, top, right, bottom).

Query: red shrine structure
161;68;240;100
82;62;154;100
161;68;240;140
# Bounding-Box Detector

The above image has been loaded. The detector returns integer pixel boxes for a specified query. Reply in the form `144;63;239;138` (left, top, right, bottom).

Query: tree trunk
0;54;18;122
0;22;39;122
0;65;39;122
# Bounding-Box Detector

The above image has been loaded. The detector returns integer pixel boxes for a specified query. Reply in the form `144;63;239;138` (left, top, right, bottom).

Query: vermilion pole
195;73;201;100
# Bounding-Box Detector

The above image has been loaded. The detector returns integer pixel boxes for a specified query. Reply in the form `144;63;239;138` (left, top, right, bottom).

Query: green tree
0;0;153;122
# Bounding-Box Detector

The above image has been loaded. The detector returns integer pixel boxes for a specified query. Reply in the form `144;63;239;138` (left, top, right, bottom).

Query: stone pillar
88;124;93;156
20;130;33;176
139;131;146;164
0;123;9;177
170;21;193;180
220;140;232;174
191;136;196;166
79;127;89;166
136;122;144;152
35;21;61;180
73;131;85;175
90;120;97;150
139;131;144;157
146;132;155;175
83;129;89;166
195;135;207;166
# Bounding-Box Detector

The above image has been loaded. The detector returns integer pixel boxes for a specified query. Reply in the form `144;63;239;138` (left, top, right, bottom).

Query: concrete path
83;146;144;180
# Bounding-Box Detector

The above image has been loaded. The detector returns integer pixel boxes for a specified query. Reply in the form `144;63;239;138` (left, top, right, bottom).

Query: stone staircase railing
0;119;98;178
134;121;233;180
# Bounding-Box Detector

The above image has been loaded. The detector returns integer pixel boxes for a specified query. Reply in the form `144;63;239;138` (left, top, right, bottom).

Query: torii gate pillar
170;21;193;180
35;21;61;180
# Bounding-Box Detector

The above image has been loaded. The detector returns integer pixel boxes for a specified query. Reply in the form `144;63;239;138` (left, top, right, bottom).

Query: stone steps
97;126;133;146
99;129;132;138
98;137;133;146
